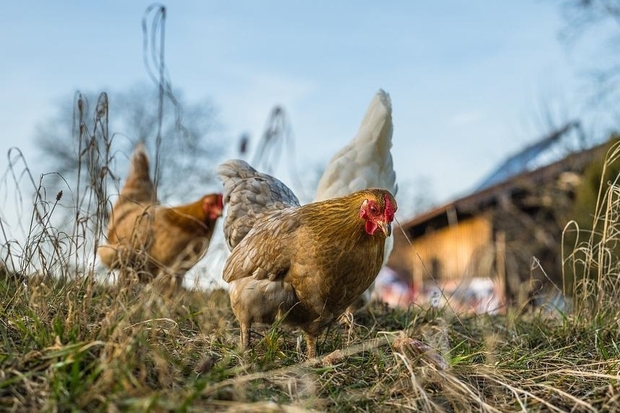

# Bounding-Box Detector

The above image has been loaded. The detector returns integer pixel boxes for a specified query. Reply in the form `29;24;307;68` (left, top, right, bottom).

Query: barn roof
403;122;605;237
475;121;585;191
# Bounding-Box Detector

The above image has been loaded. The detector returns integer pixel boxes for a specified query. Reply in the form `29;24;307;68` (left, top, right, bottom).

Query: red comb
384;194;396;222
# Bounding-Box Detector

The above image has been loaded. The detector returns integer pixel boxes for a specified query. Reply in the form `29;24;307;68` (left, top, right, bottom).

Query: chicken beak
378;221;392;237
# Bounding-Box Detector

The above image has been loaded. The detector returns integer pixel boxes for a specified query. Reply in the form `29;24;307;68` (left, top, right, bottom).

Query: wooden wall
406;214;494;289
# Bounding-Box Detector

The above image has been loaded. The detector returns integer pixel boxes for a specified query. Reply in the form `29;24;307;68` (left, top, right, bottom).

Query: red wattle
365;220;377;235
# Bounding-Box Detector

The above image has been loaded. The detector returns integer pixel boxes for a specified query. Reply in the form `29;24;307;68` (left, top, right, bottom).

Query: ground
2;268;620;412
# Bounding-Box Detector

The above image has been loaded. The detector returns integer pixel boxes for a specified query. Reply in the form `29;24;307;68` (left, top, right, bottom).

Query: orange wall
409;214;493;287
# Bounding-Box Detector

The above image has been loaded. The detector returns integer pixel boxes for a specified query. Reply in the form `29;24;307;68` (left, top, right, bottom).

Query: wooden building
388;122;609;311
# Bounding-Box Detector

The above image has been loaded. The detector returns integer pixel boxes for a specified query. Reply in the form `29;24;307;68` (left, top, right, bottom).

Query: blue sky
0;1;616;223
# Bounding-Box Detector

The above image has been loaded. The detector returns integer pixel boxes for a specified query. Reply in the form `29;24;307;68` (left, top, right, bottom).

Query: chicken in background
314;89;398;311
98;142;223;288
218;159;397;358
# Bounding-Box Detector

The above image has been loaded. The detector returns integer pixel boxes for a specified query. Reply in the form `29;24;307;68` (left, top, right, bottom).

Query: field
2;266;620;412
3;130;620;412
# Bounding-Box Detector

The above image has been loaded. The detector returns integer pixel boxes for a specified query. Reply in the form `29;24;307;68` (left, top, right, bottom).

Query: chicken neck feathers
161;196;216;234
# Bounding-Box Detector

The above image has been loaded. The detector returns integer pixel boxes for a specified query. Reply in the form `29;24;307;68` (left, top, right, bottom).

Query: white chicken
314;89;398;311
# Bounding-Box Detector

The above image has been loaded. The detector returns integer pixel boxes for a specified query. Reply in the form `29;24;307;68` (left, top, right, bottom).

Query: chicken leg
305;334;317;359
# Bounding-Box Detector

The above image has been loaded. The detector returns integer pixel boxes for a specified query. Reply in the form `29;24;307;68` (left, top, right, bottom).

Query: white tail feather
315;89;397;201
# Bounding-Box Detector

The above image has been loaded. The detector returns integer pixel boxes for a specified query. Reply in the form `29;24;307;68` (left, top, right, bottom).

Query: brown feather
98;144;223;286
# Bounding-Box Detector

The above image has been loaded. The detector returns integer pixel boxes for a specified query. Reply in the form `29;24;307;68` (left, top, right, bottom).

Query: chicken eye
370;205;378;214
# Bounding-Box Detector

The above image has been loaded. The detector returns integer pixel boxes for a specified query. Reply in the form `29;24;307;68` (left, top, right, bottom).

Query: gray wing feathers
217;159;300;250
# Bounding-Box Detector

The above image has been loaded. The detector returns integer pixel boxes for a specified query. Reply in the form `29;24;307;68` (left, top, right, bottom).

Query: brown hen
98;143;223;287
218;159;397;358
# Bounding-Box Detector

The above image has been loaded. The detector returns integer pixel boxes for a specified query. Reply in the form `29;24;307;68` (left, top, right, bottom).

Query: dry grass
3;271;620;412
3;98;620;412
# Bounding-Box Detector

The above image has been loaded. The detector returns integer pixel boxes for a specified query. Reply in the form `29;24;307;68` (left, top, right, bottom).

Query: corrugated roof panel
475;122;584;191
